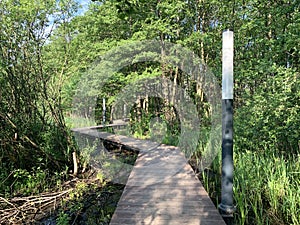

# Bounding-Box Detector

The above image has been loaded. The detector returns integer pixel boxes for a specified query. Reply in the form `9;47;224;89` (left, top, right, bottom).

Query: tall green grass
235;151;300;225
200;150;300;225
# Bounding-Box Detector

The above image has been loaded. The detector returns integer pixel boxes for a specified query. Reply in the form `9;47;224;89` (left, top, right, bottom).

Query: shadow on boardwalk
72;127;226;225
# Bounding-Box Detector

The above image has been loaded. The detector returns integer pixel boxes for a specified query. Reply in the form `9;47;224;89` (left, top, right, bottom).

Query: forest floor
0;145;138;225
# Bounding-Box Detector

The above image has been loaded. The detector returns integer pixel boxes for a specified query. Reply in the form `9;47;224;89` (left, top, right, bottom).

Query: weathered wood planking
72;127;226;225
110;145;226;225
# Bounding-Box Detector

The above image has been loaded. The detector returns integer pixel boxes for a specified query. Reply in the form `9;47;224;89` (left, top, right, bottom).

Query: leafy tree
0;0;78;194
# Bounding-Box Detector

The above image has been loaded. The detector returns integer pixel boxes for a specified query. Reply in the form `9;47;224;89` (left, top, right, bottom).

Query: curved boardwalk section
72;126;226;225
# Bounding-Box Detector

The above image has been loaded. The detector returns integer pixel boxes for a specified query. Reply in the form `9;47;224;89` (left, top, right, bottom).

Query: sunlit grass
198;149;300;225
65;115;96;129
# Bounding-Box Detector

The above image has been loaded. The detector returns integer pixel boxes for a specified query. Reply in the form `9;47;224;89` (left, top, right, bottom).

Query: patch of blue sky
76;0;89;16
44;0;90;40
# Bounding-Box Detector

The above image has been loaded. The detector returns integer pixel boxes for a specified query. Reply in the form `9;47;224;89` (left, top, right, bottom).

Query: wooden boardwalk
72;126;226;225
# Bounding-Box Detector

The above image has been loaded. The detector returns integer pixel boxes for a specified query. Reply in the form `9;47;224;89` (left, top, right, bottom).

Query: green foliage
5;167;64;196
0;0;78;197
12;168;45;195
56;211;71;225
235;66;300;156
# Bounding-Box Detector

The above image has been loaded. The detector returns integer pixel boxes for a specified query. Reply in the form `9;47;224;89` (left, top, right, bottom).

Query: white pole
222;30;234;100
103;98;106;125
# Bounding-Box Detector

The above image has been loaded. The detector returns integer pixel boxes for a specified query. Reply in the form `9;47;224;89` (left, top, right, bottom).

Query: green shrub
235;66;300;156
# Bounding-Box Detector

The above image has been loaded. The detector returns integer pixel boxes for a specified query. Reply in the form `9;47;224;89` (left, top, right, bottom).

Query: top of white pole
222;30;234;99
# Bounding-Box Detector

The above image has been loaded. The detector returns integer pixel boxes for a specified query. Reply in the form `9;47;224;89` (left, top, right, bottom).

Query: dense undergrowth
199;150;300;225
0;139;137;224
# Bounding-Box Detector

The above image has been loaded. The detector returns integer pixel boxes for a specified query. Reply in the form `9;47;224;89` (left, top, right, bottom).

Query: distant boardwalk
72;126;226;225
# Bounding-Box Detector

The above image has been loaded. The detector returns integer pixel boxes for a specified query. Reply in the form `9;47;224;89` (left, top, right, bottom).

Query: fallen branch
0;189;72;224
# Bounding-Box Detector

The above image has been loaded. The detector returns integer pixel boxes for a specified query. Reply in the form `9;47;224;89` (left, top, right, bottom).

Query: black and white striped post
218;30;236;223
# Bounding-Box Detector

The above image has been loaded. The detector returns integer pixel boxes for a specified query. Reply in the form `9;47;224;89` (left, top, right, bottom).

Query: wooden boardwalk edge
72;127;226;225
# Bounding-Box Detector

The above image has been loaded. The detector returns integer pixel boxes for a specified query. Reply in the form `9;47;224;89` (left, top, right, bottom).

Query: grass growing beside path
199;150;300;225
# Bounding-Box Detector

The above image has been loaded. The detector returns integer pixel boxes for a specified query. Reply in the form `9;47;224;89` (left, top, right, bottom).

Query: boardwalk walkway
72;126;226;225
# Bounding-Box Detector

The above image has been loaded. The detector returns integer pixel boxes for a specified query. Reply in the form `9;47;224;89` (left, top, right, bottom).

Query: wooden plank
73;127;225;225
72;128;160;152
110;218;227;225
109;145;226;225
110;220;226;225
